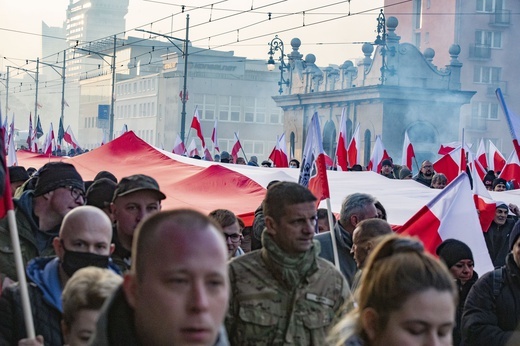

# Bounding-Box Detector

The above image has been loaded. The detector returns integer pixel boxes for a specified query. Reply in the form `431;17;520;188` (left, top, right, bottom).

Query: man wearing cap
493;178;507;192
462;221;520;345
484;202;520;268
110;174;166;272
380;159;395;179
86;178;117;221
220;151;231;163
0;162;85;282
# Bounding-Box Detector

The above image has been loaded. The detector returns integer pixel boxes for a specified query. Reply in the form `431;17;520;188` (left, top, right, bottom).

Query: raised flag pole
325;198;340;272
1;140;35;337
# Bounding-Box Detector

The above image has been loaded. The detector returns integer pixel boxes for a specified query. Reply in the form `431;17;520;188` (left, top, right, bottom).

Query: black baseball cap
112;174;166;202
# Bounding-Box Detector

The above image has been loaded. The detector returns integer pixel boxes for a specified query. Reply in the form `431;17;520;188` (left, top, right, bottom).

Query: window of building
476;0;496;12
413;0;423;29
472;102;499;119
475;30;502;48
473;66;501;84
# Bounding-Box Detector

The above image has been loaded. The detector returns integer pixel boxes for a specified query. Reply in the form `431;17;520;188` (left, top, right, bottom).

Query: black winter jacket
461;254;520;346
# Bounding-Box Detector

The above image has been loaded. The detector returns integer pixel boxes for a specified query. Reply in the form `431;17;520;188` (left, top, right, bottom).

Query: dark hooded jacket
0;190;58;281
462;254;520;345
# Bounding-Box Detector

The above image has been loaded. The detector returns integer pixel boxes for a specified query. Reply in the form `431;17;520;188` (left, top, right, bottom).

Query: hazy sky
0;0;386;72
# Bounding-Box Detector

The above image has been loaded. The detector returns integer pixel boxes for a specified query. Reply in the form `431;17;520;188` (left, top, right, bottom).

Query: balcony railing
489;9;511;26
468;44;491;60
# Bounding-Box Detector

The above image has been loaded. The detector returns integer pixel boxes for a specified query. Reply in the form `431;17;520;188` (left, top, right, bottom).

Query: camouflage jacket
226;240;349;345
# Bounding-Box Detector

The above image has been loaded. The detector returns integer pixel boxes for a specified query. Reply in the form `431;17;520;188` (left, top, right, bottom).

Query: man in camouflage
226;182;349;345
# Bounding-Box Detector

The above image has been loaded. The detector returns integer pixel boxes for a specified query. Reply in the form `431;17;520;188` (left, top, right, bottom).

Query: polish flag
268;133;289;168
488;140;506;173
26;114;33;150
433;146;463;183
172;134;186;155
471;162;496;233
335;109;348;171
496;88;520;160
43;123;55;155
63;126;81;150
347;123;360;168
401;130;415;170
203;148;213;161
298;112;330;201
231;132;242;163
498;151;520;189
187;138;199;157
7;134;17;167
474;139;488;179
438;141;461;155
190;106;205;148
396;172;494;275
367;135;389;172
211;119;220;153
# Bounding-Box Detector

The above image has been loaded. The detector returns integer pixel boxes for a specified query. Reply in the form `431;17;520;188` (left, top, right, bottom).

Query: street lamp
374;9;396;84
267;35;290;95
136;14;190;144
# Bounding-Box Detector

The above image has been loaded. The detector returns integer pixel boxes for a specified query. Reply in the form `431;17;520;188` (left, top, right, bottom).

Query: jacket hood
26;256;63;311
14;190;39;232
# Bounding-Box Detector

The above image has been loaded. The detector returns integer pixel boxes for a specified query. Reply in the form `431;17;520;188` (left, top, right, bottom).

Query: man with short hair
316;192;378;284
414;160;435;187
90;209;230;346
0;162;85;282
484;203;519;267
351;218;393;270
0;206;118;345
493;178;507;192
226;182;349;345
209;209;244;258
380;159;395;179
110;174;166;272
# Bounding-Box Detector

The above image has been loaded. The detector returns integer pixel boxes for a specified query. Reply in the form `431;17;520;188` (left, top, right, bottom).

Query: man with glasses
209;209;244;259
110;174;166;272
414;160;435;187
0;162;85;282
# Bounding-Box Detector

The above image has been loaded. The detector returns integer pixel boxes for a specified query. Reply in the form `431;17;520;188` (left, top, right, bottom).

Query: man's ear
53;237;64;259
43;190;54;201
361;307;379;342
109;243;115;255
350;215;359;227
122;273;137;308
264;216;276;236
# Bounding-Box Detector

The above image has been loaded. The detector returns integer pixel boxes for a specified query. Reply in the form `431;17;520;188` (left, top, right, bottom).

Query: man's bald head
59;205;112;241
132;209;227;281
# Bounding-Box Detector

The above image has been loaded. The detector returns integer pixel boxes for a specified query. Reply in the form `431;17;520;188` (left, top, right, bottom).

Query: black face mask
61;244;110;277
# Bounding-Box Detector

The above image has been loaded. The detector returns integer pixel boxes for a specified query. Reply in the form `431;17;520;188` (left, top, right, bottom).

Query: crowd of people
0;159;519;346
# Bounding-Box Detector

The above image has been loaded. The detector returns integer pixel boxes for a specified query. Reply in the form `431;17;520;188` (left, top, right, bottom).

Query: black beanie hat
9;166;29;183
509;221;520;251
493;178;507;190
381;159;393;167
33;162;84;197
436;239;474;269
86;178;116;209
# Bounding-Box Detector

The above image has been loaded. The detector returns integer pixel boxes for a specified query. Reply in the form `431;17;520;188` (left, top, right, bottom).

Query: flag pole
1;144;35;337
234;132;248;163
325;198;341;273
413;156;420;173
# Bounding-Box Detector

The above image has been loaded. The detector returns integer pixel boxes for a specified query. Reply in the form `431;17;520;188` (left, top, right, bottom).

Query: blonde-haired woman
328;235;457;346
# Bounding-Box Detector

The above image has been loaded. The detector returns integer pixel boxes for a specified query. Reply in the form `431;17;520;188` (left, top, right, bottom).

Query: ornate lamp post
267;35;290;95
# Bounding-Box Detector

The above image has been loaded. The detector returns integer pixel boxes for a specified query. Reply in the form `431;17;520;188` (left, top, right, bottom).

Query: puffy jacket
461;254;520;345
484;218;517;268
0;257;63;346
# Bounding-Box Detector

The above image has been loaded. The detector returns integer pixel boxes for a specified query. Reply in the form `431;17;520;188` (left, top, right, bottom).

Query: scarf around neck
261;230;320;288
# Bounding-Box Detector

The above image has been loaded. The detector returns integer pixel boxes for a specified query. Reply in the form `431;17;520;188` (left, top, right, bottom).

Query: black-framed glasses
65;186;85;202
223;233;241;243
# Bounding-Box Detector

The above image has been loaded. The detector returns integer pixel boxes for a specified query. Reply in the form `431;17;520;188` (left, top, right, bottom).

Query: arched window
323;120;337;158
364;129;371;166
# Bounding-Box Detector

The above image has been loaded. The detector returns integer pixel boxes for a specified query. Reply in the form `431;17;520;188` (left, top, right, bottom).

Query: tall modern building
384;0;518;157
65;0;129;79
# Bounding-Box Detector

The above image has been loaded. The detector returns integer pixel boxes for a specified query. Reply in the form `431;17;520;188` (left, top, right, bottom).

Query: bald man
0;206;120;345
90;209;230;346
